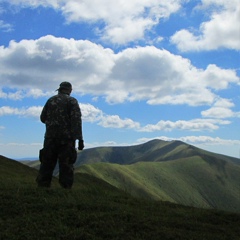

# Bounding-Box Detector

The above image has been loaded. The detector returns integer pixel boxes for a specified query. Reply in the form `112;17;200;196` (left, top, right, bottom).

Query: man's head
57;82;72;95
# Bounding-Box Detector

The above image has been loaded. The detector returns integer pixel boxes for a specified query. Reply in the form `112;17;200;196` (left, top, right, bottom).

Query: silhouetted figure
36;82;84;188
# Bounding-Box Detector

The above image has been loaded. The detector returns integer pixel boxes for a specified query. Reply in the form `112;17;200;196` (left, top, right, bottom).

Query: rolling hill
74;139;240;166
0;155;40;187
21;139;240;212
74;140;240;212
1;154;240;239
76;158;240;213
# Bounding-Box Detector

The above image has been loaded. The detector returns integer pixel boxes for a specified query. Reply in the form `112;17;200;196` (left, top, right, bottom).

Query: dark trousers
36;138;77;188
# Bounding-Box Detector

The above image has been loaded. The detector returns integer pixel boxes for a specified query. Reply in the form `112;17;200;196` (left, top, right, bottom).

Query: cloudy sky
0;0;239;159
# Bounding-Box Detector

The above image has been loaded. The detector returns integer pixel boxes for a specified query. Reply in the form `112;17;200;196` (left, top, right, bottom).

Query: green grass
1;174;240;240
1;155;240;239
76;158;240;213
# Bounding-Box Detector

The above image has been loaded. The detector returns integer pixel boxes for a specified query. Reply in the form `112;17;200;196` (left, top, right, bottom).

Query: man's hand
78;140;84;150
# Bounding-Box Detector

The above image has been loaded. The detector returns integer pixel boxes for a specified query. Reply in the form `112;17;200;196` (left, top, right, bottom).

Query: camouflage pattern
36;91;83;188
36;139;77;188
40;92;83;140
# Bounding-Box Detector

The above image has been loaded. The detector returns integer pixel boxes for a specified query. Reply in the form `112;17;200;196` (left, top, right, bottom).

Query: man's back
41;92;80;140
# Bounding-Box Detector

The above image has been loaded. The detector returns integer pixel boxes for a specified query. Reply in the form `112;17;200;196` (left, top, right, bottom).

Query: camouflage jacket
40;93;83;140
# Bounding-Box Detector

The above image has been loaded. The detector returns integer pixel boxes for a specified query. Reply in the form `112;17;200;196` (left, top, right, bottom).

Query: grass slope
18;139;240;213
1;157;240;240
74;139;240;166
0;155;40;187
23;139;240;172
76;157;240;213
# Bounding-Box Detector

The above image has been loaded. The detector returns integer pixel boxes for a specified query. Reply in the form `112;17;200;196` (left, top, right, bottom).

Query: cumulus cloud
0;89;23;100
2;0;183;44
0;103;232;132
202;107;236;119
201;98;240;119
72;103;141;129
202;64;239;90
80;103;103;122
99;115;140;129
139;118;230;132
2;0;240;49
0;36;239;107
0;36;114;93
0;88;50;100
137;135;240;146
171;0;240;51
0;106;43;118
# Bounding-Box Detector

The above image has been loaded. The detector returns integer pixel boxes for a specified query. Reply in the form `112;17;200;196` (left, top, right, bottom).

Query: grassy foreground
1;173;240;240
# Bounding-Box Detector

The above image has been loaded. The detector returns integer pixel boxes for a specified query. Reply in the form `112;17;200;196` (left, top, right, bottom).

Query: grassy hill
0;155;40;187
74;139;240;166
20;140;240;213
75;157;240;213
72;140;240;213
1;155;240;240
24;139;240;169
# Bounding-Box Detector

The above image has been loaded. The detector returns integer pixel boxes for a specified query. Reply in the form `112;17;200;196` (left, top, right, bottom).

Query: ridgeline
1;140;240;239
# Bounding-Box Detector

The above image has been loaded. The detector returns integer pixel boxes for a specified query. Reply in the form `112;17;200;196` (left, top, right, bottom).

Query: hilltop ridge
1;153;240;239
4;139;240;213
74;139;239;166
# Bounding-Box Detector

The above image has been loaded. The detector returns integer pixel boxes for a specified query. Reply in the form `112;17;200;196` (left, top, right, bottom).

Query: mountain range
20;139;240;213
2;150;240;239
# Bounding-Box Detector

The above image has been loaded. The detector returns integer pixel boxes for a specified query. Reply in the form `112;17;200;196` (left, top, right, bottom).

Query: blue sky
0;0;239;159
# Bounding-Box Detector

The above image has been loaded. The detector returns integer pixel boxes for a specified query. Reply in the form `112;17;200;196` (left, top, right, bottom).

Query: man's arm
70;98;83;141
40;102;48;123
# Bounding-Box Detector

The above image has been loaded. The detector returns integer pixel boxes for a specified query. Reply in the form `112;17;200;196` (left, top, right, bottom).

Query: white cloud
0;106;19;116
179;135;240;145
78;103;234;132
3;0;183;44
202;107;236;119
0;20;13;32
138;135;240;146
139;118;230;132
0;36;239;107
60;0;183;44
3;0;60;8
1;103;232;132
171;0;240;51
0;106;42;118
72;103;141;129
137;135;240;158
99;115;140;129
0;35;114;93
0;88;50;100
80;103;103;122
201;98;239;119
202;64;239;90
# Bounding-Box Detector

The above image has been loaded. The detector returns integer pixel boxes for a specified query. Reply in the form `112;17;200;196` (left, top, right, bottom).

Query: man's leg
58;141;77;189
36;140;58;188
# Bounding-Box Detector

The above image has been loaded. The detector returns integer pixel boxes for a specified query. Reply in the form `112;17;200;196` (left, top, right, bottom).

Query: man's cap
57;82;72;91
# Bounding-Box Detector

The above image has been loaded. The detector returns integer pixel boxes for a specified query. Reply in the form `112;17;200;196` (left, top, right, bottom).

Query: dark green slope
0;155;40;187
76;156;240;213
75;139;239;167
17;139;240;213
74;139;170;166
1;155;240;240
23;139;239;171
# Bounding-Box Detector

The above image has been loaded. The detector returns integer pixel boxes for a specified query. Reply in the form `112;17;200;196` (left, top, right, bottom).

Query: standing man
36;82;84;189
